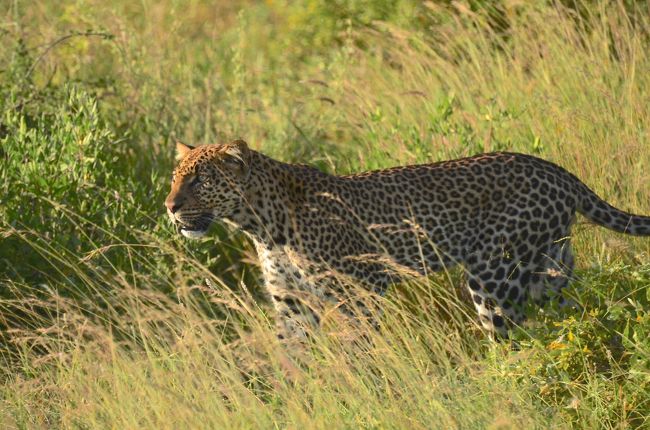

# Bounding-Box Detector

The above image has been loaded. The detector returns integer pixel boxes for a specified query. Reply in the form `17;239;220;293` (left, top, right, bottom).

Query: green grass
1;0;649;428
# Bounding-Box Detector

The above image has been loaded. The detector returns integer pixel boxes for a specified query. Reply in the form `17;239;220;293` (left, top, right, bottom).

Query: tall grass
1;1;649;428
0;240;555;429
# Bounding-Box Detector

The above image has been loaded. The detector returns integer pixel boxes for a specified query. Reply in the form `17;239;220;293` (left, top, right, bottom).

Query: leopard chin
180;227;208;239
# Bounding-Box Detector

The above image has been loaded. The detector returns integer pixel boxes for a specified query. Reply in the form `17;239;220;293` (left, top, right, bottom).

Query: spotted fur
165;140;650;338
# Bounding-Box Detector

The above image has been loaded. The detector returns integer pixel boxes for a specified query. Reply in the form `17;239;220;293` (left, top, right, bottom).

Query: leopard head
165;140;251;239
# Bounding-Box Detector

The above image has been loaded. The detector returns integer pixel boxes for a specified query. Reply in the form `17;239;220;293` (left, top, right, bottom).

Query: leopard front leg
257;246;323;340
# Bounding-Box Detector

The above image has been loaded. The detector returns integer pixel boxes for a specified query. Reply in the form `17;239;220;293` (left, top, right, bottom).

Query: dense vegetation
1;1;649;428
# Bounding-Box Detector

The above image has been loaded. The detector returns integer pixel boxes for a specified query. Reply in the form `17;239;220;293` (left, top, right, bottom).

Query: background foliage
1;0;649;428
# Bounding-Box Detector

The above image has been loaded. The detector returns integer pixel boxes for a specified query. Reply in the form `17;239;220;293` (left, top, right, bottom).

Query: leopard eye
190;174;211;188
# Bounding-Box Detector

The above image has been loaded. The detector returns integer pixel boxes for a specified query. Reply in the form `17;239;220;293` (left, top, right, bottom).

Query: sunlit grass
0;235;557;429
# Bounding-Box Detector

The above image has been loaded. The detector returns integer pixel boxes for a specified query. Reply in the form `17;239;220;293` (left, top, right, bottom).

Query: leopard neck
225;151;302;248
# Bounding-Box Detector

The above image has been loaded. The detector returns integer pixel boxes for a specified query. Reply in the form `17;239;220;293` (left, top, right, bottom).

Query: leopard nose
165;196;183;214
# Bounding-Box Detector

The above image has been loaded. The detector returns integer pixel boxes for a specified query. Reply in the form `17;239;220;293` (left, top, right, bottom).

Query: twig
26;31;114;79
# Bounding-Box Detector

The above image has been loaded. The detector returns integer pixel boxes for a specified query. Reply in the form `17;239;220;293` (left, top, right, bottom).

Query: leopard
165;139;650;339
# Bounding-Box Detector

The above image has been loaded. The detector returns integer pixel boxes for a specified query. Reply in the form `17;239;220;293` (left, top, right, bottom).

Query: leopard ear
223;140;250;161
222;139;251;178
175;141;194;160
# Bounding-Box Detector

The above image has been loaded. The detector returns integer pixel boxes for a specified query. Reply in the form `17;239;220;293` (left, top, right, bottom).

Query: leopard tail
576;181;650;236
